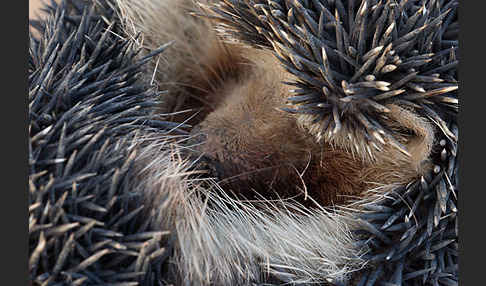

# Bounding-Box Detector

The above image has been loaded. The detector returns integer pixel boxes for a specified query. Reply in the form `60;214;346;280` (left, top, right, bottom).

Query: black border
458;1;479;285
9;0;29;285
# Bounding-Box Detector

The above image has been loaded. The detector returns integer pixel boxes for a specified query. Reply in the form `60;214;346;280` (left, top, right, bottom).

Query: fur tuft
174;187;367;285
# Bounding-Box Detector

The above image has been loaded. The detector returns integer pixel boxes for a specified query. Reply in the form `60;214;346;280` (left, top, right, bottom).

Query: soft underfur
114;0;439;284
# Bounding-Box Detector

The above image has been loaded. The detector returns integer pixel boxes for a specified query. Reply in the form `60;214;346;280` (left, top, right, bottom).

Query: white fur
132;133;367;285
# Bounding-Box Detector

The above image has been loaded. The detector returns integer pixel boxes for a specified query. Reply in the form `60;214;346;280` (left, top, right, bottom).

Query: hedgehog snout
185;125;227;181
185;119;292;193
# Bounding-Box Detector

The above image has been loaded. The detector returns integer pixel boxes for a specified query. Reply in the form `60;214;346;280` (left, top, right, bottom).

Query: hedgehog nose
186;125;225;180
191;154;226;180
186;125;206;148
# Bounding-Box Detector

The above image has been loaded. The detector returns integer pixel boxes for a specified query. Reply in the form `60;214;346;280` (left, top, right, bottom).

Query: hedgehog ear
381;104;436;169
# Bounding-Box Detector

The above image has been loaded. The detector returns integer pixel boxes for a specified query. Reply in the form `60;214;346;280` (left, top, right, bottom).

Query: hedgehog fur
29;0;459;285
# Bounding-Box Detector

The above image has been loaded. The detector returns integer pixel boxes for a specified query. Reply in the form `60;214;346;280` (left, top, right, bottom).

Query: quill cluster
29;1;176;284
202;0;458;157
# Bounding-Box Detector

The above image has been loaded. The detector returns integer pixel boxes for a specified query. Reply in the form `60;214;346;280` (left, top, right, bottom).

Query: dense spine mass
29;1;176;285
202;0;458;157
351;130;459;286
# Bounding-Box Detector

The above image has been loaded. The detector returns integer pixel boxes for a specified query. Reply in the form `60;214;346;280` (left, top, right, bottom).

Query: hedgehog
29;0;459;285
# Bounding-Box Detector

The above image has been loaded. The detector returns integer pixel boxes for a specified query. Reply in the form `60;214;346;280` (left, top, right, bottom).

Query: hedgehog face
186;48;435;206
186;51;315;196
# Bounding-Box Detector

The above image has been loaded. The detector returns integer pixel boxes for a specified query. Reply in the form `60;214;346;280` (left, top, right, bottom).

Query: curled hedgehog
29;0;459;285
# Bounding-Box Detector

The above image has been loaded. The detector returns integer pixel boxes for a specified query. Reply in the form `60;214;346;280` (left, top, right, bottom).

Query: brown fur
186;48;434;206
